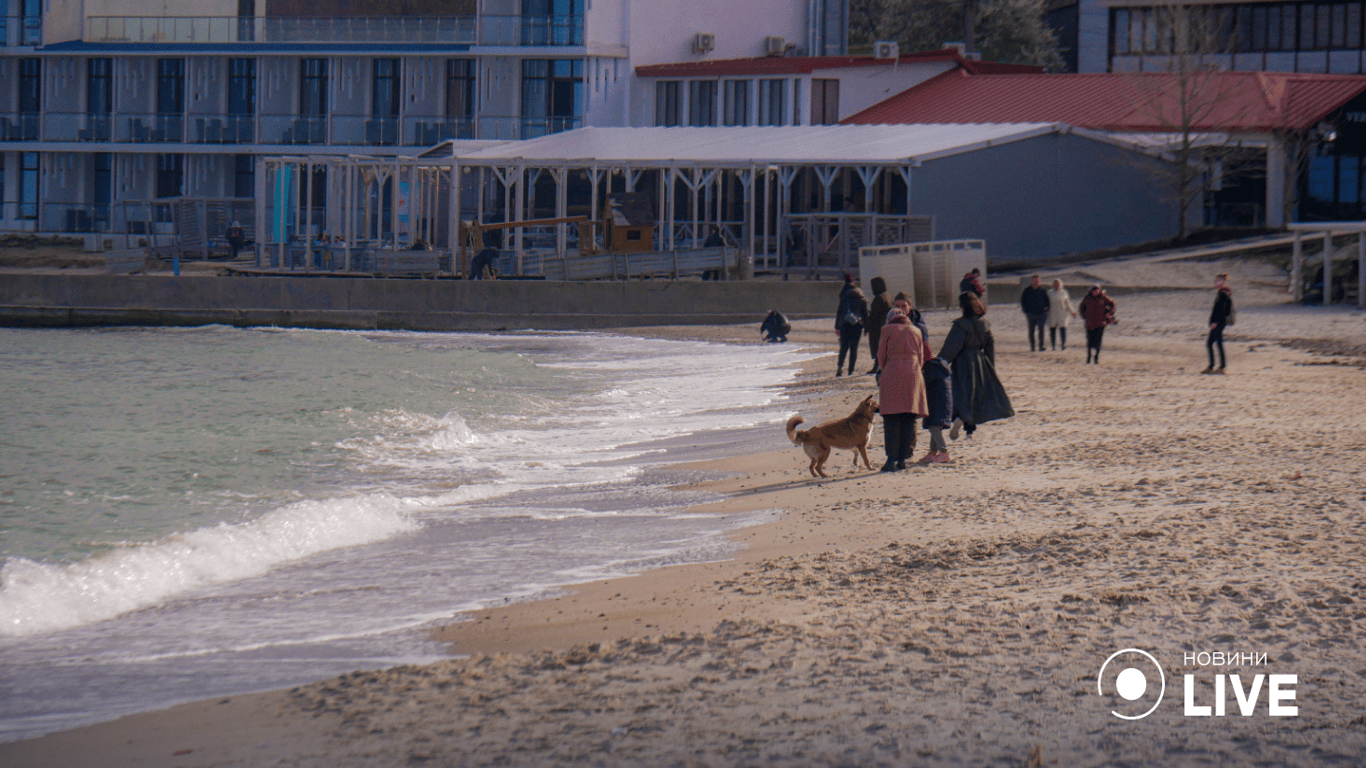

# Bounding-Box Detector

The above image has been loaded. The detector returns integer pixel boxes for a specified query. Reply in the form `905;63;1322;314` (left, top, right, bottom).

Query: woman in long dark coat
937;292;1014;442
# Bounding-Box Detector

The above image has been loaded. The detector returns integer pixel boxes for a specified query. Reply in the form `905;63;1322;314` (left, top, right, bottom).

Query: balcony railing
84;15;583;46
1;111;572;145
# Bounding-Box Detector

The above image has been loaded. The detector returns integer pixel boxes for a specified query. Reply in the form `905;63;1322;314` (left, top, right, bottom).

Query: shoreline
2;261;1365;766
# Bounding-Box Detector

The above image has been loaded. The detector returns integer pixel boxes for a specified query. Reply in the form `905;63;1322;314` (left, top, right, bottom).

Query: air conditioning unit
693;32;715;54
874;40;899;59
764;35;786;55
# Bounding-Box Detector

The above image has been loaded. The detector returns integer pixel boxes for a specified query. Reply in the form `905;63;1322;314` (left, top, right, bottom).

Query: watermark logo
1097;648;1166;720
1098;649;1299;720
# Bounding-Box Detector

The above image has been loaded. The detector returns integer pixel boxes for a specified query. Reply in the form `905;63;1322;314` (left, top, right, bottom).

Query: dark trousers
1026;313;1048;350
1086;327;1105;362
881;413;918;465
1207;324;1226;369
1049;326;1067;350
837;326;863;374
866;327;882;371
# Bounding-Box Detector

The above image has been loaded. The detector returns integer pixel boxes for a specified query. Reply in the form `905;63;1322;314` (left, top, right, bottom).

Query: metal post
1359;230;1366;310
1324;230;1333;306
304;160;314;272
1291;232;1302;302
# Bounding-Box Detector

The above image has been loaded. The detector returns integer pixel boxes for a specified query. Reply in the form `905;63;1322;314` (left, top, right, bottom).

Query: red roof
842;69;1366;132
635;52;1040;78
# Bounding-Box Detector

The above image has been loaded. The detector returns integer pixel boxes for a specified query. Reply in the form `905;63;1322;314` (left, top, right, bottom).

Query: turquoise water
0;326;819;741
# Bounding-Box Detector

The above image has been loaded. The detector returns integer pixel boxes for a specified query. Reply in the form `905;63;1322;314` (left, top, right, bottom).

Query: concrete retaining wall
0;275;842;331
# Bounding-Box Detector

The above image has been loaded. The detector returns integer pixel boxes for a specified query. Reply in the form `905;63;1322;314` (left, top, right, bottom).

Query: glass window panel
723;80;748;126
1318;3;1333;47
1338;154;1360;203
1114;10;1131;54
1283;5;1299;49
1301;4;1317;48
21;152;39;219
688;80;716;126
655;81;681;126
446;59;475;120
1348;3;1361;48
300;58;328;116
1306;153;1335;203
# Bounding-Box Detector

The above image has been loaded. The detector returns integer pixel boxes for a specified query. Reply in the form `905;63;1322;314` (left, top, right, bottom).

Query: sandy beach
2;254;1364;767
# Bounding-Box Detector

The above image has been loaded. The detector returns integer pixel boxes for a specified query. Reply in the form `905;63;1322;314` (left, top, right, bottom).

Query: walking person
1204;273;1234;374
1047;278;1077;350
1020;274;1050;352
960;267;985;298
1079;284;1116;364
835;283;867;377
865;276;893;374
938;292;1014;442
876;308;932;471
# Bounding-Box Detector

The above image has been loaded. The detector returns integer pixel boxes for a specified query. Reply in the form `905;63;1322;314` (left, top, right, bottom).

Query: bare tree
1122;3;1265;239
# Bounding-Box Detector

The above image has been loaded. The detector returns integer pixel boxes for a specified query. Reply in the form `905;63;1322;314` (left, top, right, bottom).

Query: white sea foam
0;493;420;637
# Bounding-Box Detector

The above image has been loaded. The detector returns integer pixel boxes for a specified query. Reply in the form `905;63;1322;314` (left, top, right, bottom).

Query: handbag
843;309;862;327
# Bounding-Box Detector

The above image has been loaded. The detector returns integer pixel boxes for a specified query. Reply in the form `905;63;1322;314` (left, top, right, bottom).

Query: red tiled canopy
635;52;1039;78
842;69;1366;133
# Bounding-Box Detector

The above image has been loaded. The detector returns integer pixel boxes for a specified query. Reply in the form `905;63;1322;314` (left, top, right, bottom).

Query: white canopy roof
452;124;1078;167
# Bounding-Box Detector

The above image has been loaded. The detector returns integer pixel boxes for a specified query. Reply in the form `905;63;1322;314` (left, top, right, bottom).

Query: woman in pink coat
876;308;932;471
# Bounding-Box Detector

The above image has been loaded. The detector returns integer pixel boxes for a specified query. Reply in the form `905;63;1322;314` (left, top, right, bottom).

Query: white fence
859;239;987;310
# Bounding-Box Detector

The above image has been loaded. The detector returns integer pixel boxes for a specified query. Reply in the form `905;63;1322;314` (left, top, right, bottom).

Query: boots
881;417;901;471
898;419;916;471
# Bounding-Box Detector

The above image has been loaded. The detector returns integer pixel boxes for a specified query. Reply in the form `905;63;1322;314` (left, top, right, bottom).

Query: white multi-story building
0;0;847;235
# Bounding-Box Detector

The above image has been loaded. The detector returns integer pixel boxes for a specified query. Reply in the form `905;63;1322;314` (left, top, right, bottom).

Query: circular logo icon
1097;648;1165;720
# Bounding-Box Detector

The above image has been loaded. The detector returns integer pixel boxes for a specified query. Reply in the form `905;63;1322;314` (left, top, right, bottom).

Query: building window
373;59;401;118
237;0;256;41
655;81;683;126
521;0;584;45
300;58;328;116
811;78;839;125
235;154;255;199
228;59;256;116
723;80;749;126
792;78;802;125
521;59;583;137
19;58;41;114
156;58;185;142
446;59;475;124
21;0;41;45
157;58;185;115
758;79;786;126
93;152;112;227
157;154;184;199
1115;2;1366;59
689;80;717;126
88;59;113;114
20;152;39;220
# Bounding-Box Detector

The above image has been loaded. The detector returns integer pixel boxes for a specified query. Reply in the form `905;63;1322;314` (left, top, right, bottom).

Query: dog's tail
785;415;805;445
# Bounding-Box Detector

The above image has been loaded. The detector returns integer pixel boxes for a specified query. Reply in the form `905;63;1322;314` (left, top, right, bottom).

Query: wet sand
2;255;1365;767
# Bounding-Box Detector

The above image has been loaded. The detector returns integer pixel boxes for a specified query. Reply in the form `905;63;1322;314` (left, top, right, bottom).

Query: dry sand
2;255;1365;767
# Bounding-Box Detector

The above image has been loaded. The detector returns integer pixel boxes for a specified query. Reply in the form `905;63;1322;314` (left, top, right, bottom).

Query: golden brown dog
785;394;878;478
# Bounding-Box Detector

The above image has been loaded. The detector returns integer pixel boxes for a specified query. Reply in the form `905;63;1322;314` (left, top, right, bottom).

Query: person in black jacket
1020;274;1051;352
1204;273;1234;374
760;309;791;342
835;283;868;377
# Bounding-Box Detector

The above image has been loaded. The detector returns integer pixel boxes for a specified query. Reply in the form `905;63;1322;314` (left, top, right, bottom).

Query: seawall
0;275;839;331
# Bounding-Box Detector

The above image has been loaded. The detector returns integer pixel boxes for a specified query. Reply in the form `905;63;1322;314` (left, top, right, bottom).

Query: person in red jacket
959;268;985;298
1078;285;1116;364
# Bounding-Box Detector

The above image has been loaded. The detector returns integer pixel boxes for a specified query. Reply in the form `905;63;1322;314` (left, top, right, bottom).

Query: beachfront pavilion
256;124;1192;277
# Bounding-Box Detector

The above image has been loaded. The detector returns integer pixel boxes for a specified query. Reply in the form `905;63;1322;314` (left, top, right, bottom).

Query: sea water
0;325;820;742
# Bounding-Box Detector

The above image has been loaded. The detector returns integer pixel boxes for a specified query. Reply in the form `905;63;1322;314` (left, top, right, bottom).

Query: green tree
851;0;1065;71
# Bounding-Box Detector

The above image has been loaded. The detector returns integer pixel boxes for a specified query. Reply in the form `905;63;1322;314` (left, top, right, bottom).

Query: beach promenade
2;255;1364;766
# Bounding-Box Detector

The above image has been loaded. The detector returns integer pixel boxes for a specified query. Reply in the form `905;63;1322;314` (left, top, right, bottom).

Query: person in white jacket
1046;278;1078;350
